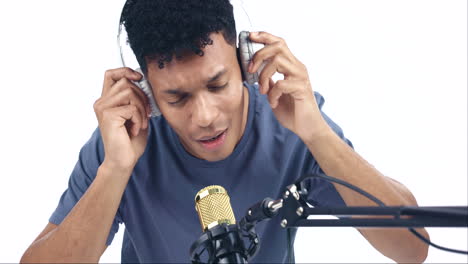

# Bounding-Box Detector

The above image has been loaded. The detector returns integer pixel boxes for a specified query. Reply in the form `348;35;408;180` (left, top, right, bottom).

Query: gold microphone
194;185;236;231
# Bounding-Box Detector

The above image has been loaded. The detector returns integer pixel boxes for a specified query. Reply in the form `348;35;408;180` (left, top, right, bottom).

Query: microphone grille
195;185;236;231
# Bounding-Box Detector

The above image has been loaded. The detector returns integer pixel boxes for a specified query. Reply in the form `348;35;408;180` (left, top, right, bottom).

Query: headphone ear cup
237;47;246;82
134;68;161;117
238;31;265;85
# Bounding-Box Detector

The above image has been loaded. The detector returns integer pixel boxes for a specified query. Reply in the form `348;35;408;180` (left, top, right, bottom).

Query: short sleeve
302;92;354;208
49;127;123;246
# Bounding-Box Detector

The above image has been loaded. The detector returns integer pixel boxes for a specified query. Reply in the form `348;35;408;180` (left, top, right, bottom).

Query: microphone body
191;185;248;263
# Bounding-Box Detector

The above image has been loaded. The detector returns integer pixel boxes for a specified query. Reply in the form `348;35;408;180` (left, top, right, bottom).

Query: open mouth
198;129;228;150
200;131;224;142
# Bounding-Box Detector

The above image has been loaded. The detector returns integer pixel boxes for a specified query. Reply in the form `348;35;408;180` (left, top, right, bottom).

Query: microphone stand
278;183;468;228
239;177;468;260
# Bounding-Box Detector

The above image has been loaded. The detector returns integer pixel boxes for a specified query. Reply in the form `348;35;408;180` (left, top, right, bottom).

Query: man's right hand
93;67;151;171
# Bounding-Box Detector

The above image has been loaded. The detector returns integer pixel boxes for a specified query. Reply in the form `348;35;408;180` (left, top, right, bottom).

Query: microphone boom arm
238;178;468;258
281;185;468;228
240;179;468;229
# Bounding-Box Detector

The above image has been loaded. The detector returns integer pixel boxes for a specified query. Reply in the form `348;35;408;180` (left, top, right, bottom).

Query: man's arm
303;126;430;263
20;163;130;263
20;67;151;262
246;31;430;263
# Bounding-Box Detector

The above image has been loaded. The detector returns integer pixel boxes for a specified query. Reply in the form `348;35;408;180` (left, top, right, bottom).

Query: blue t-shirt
50;81;353;263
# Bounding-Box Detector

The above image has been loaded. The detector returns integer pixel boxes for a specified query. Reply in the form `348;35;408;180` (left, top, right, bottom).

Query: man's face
146;32;249;162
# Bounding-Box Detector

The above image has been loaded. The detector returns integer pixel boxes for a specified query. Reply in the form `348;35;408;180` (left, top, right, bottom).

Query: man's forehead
173;67;227;91
149;64;228;92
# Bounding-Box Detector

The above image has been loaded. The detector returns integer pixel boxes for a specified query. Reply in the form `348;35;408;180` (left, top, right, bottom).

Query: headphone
117;0;264;117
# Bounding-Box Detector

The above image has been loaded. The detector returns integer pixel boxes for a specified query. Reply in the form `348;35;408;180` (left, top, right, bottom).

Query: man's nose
191;94;218;128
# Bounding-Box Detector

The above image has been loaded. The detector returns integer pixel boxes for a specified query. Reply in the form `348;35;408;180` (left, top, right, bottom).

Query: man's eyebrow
206;68;227;83
162;68;227;94
164;89;185;95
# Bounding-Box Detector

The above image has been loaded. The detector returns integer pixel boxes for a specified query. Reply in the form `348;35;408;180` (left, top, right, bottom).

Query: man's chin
196;148;233;162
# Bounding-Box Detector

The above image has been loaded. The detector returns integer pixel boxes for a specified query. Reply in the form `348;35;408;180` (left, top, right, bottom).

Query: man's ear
236;47;245;81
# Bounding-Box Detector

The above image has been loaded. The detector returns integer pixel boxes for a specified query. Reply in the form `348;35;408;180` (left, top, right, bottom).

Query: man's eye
167;83;227;105
168;95;188;105
208;82;228;92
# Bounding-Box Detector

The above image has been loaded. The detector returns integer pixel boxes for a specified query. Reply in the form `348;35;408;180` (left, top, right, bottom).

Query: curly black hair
120;0;237;73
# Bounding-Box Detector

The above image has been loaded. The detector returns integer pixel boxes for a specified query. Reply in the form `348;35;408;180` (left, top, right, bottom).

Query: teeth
207;135;218;141
202;132;222;142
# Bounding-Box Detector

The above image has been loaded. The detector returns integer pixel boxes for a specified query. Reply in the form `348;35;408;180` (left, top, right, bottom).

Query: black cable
301;173;385;206
287;228;294;263
299;173;468;255
408;227;468;255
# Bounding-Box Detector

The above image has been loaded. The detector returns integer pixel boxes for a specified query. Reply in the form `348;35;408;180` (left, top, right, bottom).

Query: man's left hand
248;31;329;142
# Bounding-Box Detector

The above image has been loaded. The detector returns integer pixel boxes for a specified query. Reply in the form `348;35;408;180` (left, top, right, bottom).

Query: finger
269;80;284;109
102;67;143;95
257;58;276;95
249;41;294;75
271;80;306;108
107;77;151;116
116;78;151;114
98;88;148;130
258;55;290;95
248;41;281;74
119;104;143;137
103;104;143;137
249;31;283;45
269;77;275;96
117;88;149;130
270;79;306;107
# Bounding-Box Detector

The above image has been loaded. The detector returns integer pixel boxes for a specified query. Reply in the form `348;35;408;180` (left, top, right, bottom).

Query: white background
0;0;466;263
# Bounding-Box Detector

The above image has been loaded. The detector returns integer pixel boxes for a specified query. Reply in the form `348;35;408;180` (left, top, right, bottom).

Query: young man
21;0;429;263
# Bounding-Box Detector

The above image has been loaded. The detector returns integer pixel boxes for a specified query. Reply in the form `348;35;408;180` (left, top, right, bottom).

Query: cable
300;173;386;206
408;228;468;255
298;173;468;255
287;228;295;263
